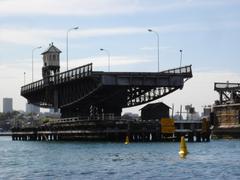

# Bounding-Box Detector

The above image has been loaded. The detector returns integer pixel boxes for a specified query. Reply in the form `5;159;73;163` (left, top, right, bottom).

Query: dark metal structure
212;82;240;139
16;44;199;142
214;82;240;104
141;102;170;120
21;43;192;118
21;64;192;118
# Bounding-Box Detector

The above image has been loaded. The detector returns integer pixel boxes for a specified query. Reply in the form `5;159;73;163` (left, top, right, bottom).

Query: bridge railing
21;79;45;93
214;82;240;90
21;63;92;94
48;114;137;125
161;65;192;77
54;63;92;85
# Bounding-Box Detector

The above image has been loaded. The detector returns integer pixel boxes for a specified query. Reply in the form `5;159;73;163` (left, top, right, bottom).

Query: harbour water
0;136;239;180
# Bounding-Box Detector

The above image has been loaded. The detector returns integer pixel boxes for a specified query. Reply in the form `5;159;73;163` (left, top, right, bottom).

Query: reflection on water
0;136;240;179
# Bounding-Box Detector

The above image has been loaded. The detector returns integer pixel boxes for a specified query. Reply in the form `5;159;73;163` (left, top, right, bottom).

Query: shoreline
0;132;12;136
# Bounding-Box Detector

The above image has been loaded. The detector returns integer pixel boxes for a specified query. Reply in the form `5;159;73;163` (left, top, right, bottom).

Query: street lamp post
180;49;183;67
32;46;42;82
31;46;41;122
24;72;26;85
100;48;110;72
148;29;160;72
66;26;79;71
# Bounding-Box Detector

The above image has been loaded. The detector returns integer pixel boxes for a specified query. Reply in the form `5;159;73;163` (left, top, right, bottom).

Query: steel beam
21;64;192;118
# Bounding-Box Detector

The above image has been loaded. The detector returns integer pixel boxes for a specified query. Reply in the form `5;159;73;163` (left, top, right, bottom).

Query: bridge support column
103;106;122;118
54;89;58;112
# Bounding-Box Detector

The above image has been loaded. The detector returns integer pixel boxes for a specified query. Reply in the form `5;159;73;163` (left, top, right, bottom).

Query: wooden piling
11;118;211;142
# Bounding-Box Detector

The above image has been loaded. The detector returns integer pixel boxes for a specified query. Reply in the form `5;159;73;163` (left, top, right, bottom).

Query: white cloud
0;28;62;45
68;55;150;70
0;22;232;45
140;46;172;51
0;27;146;45
0;0;238;17
0;0;143;16
0;26;168;45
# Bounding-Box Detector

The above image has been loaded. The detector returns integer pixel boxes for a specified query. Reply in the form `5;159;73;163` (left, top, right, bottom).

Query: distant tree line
0;111;54;131
0;111;21;131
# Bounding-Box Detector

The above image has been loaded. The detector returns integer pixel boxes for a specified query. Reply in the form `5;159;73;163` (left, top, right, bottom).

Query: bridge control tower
41;43;61;112
42;42;61;78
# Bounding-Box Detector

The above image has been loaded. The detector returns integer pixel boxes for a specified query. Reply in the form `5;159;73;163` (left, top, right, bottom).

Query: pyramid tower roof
41;42;61;55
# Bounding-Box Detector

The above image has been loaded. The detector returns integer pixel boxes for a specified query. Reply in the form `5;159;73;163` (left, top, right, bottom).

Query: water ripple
0;137;240;179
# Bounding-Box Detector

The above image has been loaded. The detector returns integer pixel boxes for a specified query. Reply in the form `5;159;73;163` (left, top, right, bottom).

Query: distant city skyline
0;0;240;114
26;103;40;114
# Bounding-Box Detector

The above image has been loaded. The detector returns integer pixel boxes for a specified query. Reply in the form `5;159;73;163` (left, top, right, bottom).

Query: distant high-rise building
3;98;13;113
49;108;55;113
26;103;40;114
49;108;60;113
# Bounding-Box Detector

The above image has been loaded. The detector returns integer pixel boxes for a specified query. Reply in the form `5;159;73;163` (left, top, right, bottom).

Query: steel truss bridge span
214;82;240;104
21;64;192;118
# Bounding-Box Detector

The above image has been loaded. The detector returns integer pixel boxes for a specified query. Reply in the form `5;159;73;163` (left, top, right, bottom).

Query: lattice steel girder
126;86;178;107
214;82;240;104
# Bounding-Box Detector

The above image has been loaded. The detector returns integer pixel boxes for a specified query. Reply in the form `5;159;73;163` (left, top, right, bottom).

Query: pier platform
12;118;210;142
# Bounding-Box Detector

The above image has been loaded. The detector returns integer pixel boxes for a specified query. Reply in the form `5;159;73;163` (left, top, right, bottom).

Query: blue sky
0;0;240;113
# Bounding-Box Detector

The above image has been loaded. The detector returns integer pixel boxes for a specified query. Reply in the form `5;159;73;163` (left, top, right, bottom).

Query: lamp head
100;48;104;51
148;29;152;32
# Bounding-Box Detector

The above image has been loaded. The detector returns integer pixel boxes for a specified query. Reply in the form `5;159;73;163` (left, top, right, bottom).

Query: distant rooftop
140;102;171;110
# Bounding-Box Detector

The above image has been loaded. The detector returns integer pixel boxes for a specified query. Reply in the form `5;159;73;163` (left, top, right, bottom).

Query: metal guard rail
215;82;240;90
49;115;126;124
161;65;192;77
21;63;92;93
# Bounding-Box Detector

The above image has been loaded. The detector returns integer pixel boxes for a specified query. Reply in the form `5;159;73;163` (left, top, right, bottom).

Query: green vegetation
0;111;20;131
0;111;58;131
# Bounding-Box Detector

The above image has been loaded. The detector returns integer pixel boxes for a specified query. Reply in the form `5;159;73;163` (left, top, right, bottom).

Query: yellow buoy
179;136;188;158
125;135;129;144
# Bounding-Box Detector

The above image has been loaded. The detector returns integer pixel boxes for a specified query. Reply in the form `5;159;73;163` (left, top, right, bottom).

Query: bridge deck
21;64;192;94
21;64;192;117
